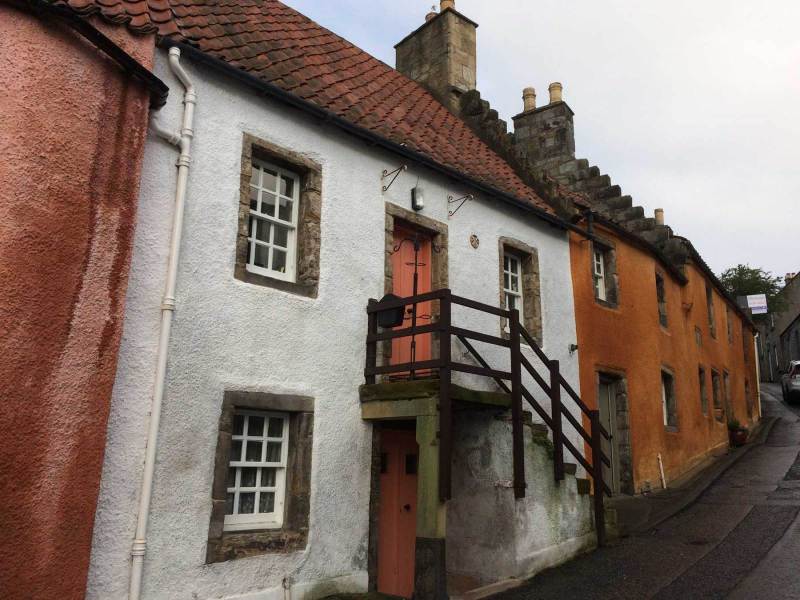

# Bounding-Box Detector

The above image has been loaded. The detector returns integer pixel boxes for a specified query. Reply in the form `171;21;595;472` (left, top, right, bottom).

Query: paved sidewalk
609;408;777;536
494;384;800;600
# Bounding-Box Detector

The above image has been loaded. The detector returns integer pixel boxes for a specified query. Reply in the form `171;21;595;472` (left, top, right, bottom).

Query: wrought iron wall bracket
448;194;474;218
381;165;407;192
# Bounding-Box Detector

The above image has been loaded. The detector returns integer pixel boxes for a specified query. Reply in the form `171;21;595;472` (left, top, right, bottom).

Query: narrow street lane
496;384;800;600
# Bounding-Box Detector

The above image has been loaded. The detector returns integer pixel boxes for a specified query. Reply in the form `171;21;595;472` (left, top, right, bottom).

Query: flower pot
729;428;748;447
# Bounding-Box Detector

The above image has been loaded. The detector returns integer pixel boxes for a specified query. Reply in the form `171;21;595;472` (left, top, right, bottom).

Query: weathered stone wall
513;101;576;169
447;412;594;593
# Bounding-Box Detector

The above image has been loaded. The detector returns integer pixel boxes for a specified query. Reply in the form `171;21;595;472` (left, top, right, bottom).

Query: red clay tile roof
51;0;555;214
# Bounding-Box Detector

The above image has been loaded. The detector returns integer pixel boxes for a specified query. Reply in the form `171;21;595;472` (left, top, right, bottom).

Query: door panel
598;378;621;494
377;429;418;598
391;225;433;367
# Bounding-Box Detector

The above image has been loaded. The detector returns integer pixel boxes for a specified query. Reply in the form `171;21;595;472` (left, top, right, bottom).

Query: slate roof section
52;0;554;214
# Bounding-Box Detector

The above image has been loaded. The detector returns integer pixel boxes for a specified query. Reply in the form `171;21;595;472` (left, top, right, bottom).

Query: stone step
624;217;657;232
604;195;633;210
576;478;591;495
585;174;611;190
588;165;600;177
596;184;622;200
557;159;583;176
576;158;589;170
611;205;644;222
530;423;549;439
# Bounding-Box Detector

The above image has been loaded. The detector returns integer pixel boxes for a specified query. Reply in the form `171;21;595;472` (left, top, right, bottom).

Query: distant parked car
782;361;800;403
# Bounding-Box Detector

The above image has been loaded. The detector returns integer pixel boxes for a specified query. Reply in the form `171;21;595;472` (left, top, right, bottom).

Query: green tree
719;264;786;316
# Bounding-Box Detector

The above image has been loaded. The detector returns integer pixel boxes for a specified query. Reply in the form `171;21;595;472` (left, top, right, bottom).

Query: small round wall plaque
469;234;480;249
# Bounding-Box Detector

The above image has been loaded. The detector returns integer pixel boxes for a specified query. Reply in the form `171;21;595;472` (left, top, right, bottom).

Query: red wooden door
391;225;432;368
377;429;419;598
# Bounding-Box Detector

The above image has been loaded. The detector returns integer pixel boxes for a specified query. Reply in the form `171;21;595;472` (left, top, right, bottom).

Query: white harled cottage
88;2;597;599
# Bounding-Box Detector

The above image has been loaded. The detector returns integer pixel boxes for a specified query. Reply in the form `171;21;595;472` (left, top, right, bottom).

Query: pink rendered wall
0;8;154;598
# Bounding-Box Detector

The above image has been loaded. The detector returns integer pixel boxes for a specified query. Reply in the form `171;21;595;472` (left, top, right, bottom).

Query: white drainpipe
129;46;196;600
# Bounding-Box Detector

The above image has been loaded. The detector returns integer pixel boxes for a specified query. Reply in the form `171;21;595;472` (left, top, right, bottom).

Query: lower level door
377;429;418;598
598;377;621;494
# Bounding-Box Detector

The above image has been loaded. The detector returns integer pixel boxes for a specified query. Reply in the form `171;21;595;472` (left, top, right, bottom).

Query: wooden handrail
451;294;511;318
521;354;551;397
456;335;511;394
450;362;512;381
367;323;441;343
450;326;510;348
365;359;443;376
366;289;448;313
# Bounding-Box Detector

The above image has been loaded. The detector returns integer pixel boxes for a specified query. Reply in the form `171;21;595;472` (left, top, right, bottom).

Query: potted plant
728;419;748;447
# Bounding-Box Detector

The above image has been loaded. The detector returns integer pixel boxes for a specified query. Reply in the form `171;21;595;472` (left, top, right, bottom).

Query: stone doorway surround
362;380;510;600
596;369;634;496
382;203;448;368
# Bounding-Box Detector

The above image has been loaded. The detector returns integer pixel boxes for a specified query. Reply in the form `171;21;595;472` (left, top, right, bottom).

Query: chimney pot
523;87;537;112
440;0;455;10
654;208;665;226
548;82;563;104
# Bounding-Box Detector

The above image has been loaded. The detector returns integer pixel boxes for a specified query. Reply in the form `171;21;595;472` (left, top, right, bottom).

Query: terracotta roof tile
52;0;556;213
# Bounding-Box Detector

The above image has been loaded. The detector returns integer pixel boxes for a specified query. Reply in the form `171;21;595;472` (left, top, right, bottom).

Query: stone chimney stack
395;1;478;112
512;82;576;171
655;208;665;226
548;82;563;104
522;87;537;112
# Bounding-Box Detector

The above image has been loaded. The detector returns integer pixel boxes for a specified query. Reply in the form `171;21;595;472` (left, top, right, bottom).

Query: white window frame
593;249;607;302
503;251;524;330
246;159;300;282
224;409;289;532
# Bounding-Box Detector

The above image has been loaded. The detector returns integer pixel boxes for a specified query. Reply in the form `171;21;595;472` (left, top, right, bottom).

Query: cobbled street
496;384;800;600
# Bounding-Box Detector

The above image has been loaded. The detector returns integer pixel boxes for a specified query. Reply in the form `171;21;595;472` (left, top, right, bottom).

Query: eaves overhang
164;40;574;234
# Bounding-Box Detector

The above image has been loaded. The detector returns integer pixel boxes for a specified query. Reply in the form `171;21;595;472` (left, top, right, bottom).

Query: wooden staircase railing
365;289;611;546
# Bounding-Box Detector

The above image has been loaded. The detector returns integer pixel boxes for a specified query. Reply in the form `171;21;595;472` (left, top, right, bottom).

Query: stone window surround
706;284;717;339
661;366;678;432
498;237;543;346
711;368;724;423
655;271;668;328
235;133;322;298
591;238;619;308
699;365;709;417
206;391;314;564
596;369;634;496
381;203;449;366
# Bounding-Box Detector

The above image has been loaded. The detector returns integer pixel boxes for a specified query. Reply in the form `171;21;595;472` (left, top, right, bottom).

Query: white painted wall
87;47;584;600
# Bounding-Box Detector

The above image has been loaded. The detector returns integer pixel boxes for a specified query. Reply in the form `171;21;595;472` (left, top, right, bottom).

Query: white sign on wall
747;294;768;315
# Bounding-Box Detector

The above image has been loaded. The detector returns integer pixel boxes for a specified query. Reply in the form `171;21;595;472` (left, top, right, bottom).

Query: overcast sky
285;0;799;279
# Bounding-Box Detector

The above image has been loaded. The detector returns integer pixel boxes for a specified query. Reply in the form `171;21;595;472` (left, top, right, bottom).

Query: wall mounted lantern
411;185;425;211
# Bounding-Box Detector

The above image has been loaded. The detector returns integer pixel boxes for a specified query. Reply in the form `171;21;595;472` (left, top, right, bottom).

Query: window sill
206;528;308;564
593;298;620;312
235;265;317;298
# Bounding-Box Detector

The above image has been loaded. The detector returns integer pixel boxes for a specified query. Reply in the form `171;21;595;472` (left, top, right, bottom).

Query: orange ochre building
569;218;760;494
457;80;761;496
